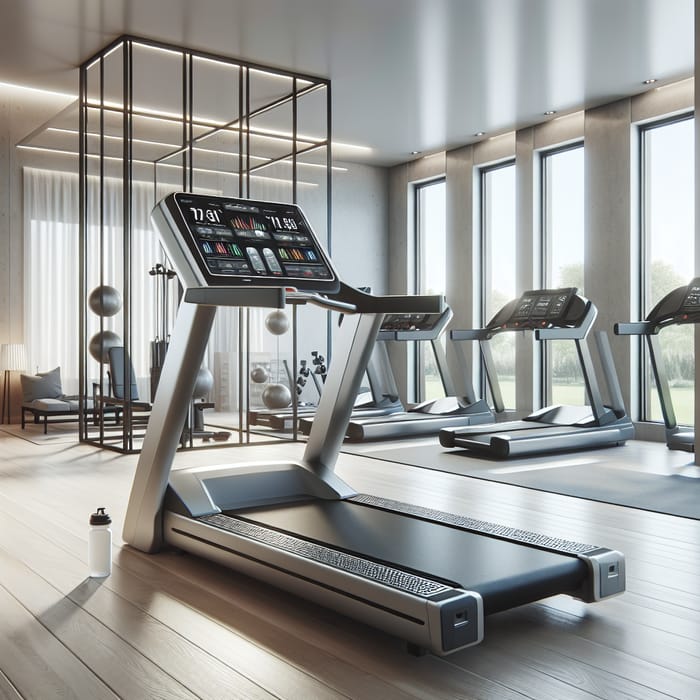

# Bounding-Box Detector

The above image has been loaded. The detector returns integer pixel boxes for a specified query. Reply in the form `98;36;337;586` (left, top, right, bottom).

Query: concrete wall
331;162;388;292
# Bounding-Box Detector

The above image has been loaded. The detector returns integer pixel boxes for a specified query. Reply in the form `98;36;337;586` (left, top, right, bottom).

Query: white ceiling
0;0;694;166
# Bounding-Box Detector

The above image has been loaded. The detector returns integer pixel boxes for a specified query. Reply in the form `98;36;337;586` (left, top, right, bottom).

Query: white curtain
24;168;169;396
23;167;265;409
24;168;82;392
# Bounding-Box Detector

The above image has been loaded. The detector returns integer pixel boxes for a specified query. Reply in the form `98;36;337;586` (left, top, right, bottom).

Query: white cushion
27;398;71;412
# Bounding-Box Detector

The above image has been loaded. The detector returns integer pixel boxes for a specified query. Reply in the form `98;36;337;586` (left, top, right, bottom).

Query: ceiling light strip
249;143;333;174
84;80;324;140
17;144;318;186
84;35;328;87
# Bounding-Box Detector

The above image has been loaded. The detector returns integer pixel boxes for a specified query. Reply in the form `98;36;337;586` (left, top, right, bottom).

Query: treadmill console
382;312;444;332
491;288;582;330
679;279;700;315
152;192;340;292
643;277;700;328
379;307;452;341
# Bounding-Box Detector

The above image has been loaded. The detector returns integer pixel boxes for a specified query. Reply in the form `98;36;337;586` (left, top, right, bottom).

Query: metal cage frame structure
78;35;332;452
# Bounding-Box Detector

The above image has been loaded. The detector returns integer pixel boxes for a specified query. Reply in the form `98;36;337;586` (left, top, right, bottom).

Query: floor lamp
1;343;28;424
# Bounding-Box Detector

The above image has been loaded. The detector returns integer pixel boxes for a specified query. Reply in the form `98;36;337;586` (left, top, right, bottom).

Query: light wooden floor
0;428;699;699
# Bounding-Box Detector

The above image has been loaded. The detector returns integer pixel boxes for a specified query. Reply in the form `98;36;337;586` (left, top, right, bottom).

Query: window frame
538;140;585;407
637;111;695;425
413;176;446;403
478;158;516;407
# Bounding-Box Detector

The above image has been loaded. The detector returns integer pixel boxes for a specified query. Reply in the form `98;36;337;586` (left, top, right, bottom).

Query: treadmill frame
441;293;635;457
123;195;626;656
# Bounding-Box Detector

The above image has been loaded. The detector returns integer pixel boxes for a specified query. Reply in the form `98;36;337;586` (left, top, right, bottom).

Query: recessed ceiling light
643;78;658;85
544;110;556;116
410;150;421;155
474;131;485;137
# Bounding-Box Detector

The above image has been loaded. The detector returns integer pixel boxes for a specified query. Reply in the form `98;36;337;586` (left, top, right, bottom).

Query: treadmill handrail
285;290;358;313
614;321;656;336
616;324;679;431
449;328;492;341
184;286;286;308
333;282;444;315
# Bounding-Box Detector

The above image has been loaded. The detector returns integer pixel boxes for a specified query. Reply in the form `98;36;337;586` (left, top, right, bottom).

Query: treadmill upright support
123;286;286;552
303;312;384;478
123;300;216;552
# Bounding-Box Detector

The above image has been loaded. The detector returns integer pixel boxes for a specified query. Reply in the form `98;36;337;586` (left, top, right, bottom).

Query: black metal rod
78;62;88;441
292;76;298;204
123;37;134;451
238;65;244;197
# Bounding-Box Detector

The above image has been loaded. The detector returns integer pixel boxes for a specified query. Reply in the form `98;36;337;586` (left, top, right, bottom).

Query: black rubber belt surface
198;513;453;597
350;494;599;556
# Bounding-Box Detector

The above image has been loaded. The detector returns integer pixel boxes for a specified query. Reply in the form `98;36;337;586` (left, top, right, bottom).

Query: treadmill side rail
427;592;485;653
167;512;484;655
577;549;626;602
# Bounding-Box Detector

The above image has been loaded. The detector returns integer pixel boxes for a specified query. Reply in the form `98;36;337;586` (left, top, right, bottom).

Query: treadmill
123;193;625;656
439;288;635;458
333;306;494;441
615;278;700;452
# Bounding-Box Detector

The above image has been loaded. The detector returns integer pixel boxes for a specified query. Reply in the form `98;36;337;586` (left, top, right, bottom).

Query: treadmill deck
208;496;591;614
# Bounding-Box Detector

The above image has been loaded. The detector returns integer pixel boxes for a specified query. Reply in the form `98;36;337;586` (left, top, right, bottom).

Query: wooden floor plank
0;584;117;700
0;548;199;700
485;607;700;700
0;506;347;700
1;431;700;699
115;548;534;700
0;669;22;700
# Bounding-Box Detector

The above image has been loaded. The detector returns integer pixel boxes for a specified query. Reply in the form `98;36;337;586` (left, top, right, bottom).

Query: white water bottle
88;507;112;577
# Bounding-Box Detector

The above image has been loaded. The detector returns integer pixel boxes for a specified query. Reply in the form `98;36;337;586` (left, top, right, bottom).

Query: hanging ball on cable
265;310;289;336
250;366;269;384
88;330;122;363
192;367;214;399
262;383;291;409
88;285;122;317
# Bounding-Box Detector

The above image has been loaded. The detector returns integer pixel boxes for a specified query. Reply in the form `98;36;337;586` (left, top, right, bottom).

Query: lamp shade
0;343;28;371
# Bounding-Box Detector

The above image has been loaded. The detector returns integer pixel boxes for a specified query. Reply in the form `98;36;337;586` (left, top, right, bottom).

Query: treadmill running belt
221;499;589;614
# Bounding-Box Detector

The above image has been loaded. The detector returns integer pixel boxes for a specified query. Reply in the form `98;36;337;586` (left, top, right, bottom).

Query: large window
640;115;695;425
541;144;585;407
415;178;446;401
481;162;516;408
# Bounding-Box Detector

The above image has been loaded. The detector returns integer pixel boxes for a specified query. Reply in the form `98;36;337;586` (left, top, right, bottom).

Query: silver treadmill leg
123;301;216;552
302;312;384;484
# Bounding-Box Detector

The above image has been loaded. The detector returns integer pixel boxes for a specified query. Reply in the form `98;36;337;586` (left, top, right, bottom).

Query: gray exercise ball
88;285;122;317
262;383;291;409
193;368;214;399
265;310;289;335
250;366;269;384
88;330;122;363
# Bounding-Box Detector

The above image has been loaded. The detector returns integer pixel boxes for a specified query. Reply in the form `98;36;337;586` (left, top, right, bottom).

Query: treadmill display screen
170;193;338;290
506;288;577;328
681;279;700;311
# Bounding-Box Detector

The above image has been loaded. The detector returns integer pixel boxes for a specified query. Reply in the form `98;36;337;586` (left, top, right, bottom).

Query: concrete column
584;99;634;418
515;127;538;413
695;0;699;465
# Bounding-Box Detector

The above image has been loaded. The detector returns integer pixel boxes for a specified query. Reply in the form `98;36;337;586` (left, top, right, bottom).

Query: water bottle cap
90;507;112;525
